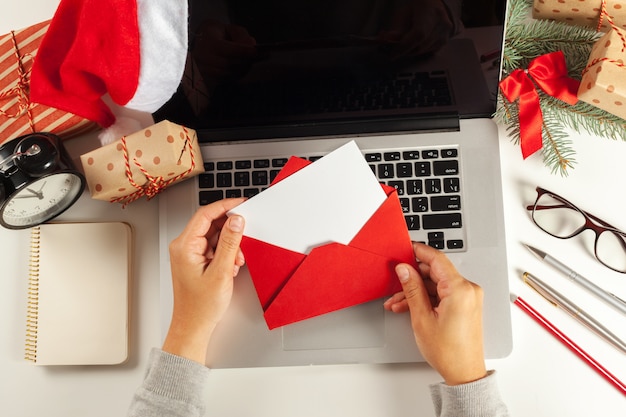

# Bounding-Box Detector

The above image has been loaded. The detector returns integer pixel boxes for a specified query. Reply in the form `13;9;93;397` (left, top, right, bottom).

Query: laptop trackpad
281;300;385;350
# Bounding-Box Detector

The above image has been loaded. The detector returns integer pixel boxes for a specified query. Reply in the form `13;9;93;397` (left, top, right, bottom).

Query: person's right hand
163;198;246;364
383;243;487;386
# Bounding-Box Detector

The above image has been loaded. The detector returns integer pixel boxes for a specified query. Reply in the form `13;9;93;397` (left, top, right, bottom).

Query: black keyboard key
235;160;252;169
425;178;441;194
444;177;460;193
204;162;215;171
252;171;269;186
270;169;281;183
415;162;431;176
234;172;250;187
388;181;405;195
403;151;420;160
198;173;214;189
412;197;429;212
422;149;439;159
199;190;223;205
396;162;413;178
243;188;260;198
405;215;420;230
447;239;464;249
407;180;423;195
429;240;445;249
399;197;410;213
428;231;444;241
309;156;323;162
216;172;232;188
272;158;288;167
365;153;382;162
442;149;458;158
384;152;401;161
254;159;270;168
431;195;461;211
378;164;394;179
217;161;233;170
433;160;459;176
226;189;242;198
423;213;462;229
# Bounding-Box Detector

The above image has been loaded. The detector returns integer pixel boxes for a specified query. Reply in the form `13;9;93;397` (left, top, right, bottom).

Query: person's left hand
162;198;246;364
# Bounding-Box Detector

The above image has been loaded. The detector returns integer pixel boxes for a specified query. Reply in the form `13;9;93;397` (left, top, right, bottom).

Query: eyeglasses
526;187;626;273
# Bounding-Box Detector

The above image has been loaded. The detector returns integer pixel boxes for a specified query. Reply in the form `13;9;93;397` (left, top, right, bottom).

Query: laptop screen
154;0;506;141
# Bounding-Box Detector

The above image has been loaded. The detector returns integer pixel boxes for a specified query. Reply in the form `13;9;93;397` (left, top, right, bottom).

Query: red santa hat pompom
30;0;188;143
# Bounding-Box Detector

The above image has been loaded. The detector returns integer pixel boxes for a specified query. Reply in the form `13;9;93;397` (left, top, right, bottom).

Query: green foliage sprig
494;0;626;175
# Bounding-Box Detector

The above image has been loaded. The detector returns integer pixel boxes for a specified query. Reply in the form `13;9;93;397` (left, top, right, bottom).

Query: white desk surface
1;3;625;416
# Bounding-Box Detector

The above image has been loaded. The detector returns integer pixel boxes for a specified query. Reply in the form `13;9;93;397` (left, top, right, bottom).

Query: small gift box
0;21;97;145
532;0;626;32
577;28;626;120
80;120;204;205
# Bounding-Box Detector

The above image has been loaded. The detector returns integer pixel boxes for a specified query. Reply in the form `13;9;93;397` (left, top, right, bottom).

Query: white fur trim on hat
125;0;188;112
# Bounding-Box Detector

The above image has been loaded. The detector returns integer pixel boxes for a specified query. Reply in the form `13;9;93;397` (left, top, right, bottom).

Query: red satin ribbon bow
499;51;580;159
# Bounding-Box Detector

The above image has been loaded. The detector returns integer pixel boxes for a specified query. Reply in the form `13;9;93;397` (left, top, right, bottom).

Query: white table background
1;2;625;416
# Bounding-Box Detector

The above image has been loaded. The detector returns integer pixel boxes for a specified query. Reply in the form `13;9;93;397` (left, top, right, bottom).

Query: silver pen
522;271;626;354
524;244;626;315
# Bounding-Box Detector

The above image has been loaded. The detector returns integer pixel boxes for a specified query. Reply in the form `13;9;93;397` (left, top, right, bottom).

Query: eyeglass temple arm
527;204;620;230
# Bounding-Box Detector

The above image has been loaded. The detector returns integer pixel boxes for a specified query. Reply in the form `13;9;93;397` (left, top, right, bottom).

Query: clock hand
35;180;47;193
26;187;45;199
13;194;40;199
13;188;45;200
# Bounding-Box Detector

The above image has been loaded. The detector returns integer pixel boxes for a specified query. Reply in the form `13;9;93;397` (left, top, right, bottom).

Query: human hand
383;243;487;385
162;198;246;364
192;19;258;83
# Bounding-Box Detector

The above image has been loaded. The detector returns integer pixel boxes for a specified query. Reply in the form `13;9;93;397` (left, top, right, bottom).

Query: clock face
0;172;84;229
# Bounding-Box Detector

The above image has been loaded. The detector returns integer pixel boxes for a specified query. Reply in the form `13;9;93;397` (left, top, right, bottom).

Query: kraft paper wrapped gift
0;21;97;144
578;28;626;120
80;121;204;205
532;0;626;32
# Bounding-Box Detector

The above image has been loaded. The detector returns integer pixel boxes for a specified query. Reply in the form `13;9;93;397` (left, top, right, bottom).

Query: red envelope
241;156;418;329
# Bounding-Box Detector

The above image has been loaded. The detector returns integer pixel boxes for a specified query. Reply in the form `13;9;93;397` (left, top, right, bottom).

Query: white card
228;141;386;254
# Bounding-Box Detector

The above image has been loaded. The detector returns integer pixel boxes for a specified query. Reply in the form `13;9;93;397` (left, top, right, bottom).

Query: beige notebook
25;222;132;365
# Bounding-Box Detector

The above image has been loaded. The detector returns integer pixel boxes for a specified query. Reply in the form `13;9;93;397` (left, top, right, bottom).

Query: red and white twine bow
0;31;36;133
582;0;626;76
499;51;580;159
111;127;197;207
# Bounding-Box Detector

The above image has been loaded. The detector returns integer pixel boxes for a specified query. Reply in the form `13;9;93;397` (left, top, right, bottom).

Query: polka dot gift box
80;120;204;205
578;27;626;120
532;0;626;32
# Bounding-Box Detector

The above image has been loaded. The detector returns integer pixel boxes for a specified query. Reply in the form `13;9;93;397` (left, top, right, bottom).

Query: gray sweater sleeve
429;371;510;417
127;348;210;417
128;350;509;417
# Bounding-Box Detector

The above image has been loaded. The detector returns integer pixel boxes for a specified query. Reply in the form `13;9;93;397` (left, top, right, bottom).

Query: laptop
157;0;512;368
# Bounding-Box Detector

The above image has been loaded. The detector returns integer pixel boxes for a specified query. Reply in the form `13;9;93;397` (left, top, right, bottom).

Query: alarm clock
0;133;85;229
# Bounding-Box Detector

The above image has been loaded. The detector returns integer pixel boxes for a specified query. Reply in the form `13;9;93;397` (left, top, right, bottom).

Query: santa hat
30;0;187;137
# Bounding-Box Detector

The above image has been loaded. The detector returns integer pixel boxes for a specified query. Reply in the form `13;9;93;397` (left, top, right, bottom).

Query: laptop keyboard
197;145;465;252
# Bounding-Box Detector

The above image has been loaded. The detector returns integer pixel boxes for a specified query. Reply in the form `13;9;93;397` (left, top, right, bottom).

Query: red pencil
511;293;626;396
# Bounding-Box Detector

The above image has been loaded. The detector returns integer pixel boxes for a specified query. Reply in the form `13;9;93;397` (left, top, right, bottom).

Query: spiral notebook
25;222;132;365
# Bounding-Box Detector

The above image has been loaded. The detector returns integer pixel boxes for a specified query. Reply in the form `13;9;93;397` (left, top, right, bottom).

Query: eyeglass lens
596;231;626;273
532;192;626;273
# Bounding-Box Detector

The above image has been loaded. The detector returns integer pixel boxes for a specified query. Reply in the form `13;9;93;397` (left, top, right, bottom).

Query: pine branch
497;0;626;174
540;105;577;176
503;14;599;77
544;96;626;141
